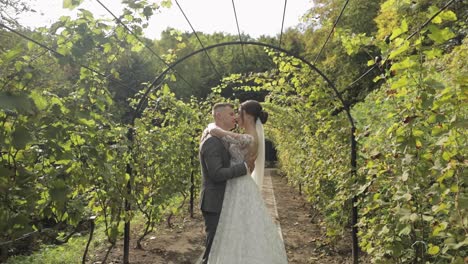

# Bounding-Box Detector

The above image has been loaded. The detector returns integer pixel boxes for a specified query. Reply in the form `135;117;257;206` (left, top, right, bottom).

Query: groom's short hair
212;103;234;116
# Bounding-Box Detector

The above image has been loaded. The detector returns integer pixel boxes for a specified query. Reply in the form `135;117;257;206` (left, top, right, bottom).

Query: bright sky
18;0;313;39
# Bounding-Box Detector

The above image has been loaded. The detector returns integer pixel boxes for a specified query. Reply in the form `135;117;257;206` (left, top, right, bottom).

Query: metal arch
132;40;353;126
95;0;194;90
231;0;247;66
174;0;222;79
127;0;459;260
279;0;288;48
313;0;350;64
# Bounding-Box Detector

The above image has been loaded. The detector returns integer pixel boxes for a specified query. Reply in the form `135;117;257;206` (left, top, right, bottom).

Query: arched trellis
124;41;360;264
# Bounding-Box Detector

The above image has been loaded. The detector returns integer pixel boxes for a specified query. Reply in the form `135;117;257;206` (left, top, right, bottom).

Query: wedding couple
198;100;288;264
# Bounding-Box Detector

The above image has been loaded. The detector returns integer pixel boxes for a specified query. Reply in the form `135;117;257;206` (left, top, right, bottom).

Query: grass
5;212;154;264
6;197;188;264
6;225;108;264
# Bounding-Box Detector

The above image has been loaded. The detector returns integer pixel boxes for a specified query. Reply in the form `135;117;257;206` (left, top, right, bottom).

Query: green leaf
162;84;171;95
442;151;452;161
433;222;448;236
79;9;94;19
0;167;14;192
390;19;408;40
424;48;443;60
390;57;417;71
438;10;457;22
412;129;424;137
12;126;33;149
430;7;457;24
422;215;433;222
0;92;33;113
450;184;459;193
432;203;448;214
403;193;412;201
143;6;153;19
124;14;134;22
131;42;144;52
437;169;454;183
398;225;411;236
4;46;23;63
103;43;112;53
432;126;445;136
428;26;456;44
409;213;418;222
432;16;442;25
116;26;125;39
428;244;440;255
389;41;410;59
49;180;68;211
161;0;172;8
63;0;84;10
30;91;48;111
70;134;85;145
27;41;35;51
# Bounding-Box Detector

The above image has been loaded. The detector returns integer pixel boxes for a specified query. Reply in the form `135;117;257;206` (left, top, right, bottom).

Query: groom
199;102;255;264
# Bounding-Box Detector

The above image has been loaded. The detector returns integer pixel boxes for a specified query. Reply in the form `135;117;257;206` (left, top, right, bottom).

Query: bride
206;100;288;264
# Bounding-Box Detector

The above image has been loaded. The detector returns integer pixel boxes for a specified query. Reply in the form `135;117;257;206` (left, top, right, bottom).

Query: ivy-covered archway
130;40;360;263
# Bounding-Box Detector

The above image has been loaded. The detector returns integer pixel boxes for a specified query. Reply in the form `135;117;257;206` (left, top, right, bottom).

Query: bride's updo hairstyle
240;100;268;124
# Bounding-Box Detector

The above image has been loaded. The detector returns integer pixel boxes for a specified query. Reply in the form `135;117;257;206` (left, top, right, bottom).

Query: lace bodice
220;134;253;164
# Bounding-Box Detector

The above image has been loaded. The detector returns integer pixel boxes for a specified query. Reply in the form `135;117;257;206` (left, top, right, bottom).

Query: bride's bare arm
209;127;241;139
209;127;254;149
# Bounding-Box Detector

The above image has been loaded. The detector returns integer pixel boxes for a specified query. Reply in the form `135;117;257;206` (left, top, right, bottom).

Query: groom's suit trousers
201;211;220;263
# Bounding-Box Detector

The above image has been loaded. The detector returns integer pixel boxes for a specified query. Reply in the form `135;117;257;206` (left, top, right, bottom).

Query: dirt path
270;169;357;264
93;169;358;263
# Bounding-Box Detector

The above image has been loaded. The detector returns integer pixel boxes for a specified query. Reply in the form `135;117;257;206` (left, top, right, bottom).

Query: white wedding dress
208;122;288;264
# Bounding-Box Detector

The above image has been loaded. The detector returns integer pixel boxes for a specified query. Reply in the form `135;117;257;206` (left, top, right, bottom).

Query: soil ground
91;169;365;264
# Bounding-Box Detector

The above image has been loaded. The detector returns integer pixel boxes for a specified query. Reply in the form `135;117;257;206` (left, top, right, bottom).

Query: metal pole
82;216;96;264
123;127;134;264
350;126;359;263
190;169;195;218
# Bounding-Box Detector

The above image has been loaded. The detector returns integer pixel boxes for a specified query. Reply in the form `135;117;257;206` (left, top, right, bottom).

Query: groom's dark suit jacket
199;134;247;213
